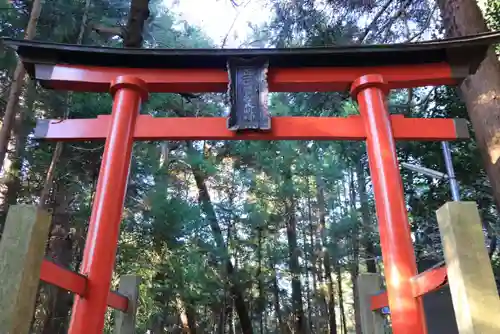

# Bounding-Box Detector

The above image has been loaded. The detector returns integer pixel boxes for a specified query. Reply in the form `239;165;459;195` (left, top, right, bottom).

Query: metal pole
69;76;148;334
401;162;448;180
351;74;427;334
441;141;460;201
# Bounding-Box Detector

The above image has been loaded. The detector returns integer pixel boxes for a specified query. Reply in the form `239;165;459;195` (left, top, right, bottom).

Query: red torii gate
3;32;500;334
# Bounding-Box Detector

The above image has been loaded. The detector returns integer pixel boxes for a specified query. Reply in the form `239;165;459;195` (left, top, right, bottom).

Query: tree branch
358;0;394;43
407;4;438;42
373;0;412;42
390;87;437;110
90;23;123;39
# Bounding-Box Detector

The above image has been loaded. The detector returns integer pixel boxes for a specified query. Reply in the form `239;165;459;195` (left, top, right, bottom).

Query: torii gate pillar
351;75;427;334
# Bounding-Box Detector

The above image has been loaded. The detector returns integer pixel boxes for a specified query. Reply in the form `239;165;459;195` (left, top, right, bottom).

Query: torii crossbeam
2;31;500;334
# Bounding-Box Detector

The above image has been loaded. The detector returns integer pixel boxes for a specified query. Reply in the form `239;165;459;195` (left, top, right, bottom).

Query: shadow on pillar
418;259;458;334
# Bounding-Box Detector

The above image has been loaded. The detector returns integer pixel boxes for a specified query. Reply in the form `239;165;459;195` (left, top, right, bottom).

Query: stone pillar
357;273;386;334
436;201;500;334
114;275;141;334
0;205;52;334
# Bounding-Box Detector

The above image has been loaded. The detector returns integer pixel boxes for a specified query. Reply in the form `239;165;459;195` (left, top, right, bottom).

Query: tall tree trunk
257;227;265;334
315;267;329;332
40;187;75;334
335;265;348;334
176;296;197;334
39;0;92;208
356;160;377;273
35;3;93;331
227;299;234;334
0;0;42;170
348;168;362;334
437;0;500;212
217;309;224;334
316;176;337;334
314;214;328;332
284;165;307;334
303;226;313;333
187;142;253;334
0;80;35;221
270;246;287;334
306;176;316;332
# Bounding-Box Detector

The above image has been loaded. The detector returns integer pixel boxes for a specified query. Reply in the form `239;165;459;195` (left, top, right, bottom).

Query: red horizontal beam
411;266;448;297
34;115;468;142
39;259;128;312
370;266;448;311
35;62;457;93
107;290;129;312
40;258;87;295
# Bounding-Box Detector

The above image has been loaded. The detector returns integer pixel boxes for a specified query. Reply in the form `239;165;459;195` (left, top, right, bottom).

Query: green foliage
486;0;500;31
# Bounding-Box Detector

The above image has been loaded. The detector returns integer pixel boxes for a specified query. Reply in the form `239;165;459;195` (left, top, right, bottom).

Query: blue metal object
441;141;460;201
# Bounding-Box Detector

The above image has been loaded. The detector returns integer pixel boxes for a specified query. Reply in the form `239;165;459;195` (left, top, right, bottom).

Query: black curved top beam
1;32;500;74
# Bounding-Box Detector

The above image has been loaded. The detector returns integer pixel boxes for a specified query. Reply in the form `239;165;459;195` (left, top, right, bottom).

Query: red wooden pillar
69;76;148;334
350;75;427;334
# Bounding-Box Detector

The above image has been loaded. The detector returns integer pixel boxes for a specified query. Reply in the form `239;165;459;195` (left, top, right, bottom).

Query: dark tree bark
335;265;348;334
270;247;288;334
257;227;265;334
348;168;362;334
356;160;377;273
0;0;42;170
316;176;337;334
303;226;314;333
283;165;307;334
123;0;150;47
176;296;197;334
0;80;35;220
437;0;500;213
40;188;75;334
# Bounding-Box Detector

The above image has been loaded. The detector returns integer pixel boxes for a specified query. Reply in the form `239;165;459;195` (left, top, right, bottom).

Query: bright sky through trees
169;0;270;47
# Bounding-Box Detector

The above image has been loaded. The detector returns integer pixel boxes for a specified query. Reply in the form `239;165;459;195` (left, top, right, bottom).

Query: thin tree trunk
77;0;92;43
348;168;362;334
217;309;224;334
270;247;287;334
0;80;35;221
303;227;313;333
335;265;348;334
227;300;234;334
39;0;93;207
316;176;337;334
356;160;377;273
263;302;268;334
188;142;253;334
315;267;329;332
284;165;307;334
314;197;329;332
305;176;316;332
231;299;237;334
176;296;197;334
34;3;93;331
0;0;42;170
257;227;265;334
40;188;75;334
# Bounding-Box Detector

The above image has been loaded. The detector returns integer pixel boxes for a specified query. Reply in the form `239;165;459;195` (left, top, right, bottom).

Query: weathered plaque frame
226;57;270;131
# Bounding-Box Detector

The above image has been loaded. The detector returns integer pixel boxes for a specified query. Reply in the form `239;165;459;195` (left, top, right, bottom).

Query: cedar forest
1;0;500;333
